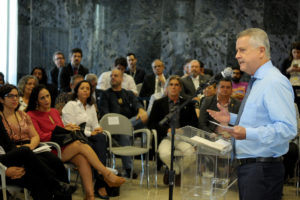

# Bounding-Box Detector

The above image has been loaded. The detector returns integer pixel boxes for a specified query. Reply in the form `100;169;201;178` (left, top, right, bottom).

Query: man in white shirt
96;57;138;95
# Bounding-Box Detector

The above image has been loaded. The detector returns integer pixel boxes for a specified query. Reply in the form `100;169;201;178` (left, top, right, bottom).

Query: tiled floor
71;159;300;200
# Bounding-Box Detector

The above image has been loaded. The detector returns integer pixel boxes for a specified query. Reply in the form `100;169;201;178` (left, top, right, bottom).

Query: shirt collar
155;74;165;79
252;60;273;80
191;75;199;80
75;99;90;108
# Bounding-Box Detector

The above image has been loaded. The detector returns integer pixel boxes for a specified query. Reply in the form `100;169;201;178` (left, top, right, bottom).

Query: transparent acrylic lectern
175;126;237;200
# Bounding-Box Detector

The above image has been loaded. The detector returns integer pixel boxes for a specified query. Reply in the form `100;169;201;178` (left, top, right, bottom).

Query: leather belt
238;157;283;165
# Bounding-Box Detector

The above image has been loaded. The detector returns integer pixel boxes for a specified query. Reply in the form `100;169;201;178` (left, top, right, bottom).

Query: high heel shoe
103;171;126;187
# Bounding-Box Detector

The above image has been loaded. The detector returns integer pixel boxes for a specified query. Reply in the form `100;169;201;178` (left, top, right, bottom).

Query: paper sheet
209;120;234;131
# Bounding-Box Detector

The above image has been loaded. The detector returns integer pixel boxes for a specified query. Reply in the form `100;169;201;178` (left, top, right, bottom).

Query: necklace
1;111;22;141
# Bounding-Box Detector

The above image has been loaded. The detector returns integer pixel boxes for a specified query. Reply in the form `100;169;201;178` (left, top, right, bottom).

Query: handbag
51;123;88;146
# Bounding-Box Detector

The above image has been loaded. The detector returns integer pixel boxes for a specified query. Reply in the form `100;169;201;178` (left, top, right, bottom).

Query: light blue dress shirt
230;61;297;159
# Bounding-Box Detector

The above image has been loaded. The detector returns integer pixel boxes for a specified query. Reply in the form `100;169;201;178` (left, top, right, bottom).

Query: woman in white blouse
62;80;109;199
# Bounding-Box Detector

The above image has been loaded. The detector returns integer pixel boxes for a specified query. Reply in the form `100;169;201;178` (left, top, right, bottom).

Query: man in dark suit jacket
148;75;199;144
0;117;73;200
181;59;210;99
58;48;89;92
50;51;66;89
139;59;167;98
125;53;145;84
147;75;199;176
199;77;241;133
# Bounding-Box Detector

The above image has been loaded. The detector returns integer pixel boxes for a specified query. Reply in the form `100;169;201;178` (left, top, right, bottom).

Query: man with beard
231;65;248;100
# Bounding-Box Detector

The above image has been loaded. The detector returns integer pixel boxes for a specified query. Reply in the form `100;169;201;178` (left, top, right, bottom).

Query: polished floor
71;159;300;200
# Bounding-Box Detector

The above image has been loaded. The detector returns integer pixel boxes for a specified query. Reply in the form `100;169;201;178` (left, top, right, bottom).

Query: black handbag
51;123;88;146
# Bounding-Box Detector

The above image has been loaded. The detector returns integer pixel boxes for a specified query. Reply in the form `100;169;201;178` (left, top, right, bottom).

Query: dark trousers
89;134;107;190
283;142;299;180
0;147;56;200
238;162;284;200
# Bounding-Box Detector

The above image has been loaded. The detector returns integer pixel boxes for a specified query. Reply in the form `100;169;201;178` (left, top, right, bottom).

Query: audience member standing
58;48;89;92
50;51;66;89
125;53;145;84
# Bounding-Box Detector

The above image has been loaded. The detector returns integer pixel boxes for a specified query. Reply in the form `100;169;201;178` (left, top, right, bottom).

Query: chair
99;113;151;187
0;162;30;200
151;129;158;188
136;83;143;96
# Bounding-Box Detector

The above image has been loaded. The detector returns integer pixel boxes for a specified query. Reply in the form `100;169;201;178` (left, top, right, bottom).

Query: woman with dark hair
17;75;39;111
0;84;74;200
281;41;300;79
62;80;108;199
31;66;57;107
27;85;125;200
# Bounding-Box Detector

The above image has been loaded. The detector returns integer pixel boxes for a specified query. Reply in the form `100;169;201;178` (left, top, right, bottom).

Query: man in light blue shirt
207;28;297;200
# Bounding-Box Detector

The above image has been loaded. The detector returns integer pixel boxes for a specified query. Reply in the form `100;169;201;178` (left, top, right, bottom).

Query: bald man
139;59;167;98
98;69;148;178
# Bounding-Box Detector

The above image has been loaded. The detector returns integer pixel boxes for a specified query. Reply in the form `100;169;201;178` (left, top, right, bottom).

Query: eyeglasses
4;94;19;99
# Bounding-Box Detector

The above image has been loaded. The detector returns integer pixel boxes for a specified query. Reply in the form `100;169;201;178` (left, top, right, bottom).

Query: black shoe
95;190;110;199
54;181;76;197
124;169;138;179
175;174;181;187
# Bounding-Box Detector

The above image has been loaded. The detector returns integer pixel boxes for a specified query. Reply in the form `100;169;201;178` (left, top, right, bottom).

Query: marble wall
18;0;300;80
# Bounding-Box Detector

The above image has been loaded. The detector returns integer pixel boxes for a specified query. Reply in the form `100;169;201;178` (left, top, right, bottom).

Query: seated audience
125;53;145;84
27;85;126;200
17;75;38;111
199;77;240;133
97;57;137;95
55;74;83;114
98;69;147;178
231;65;248;101
62;80;108;198
58;48;89;92
31;66;58;107
0;84;74;200
147;75;199;184
139;59;167;99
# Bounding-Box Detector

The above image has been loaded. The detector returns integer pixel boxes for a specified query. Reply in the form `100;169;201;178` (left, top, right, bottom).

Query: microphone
221;67;233;78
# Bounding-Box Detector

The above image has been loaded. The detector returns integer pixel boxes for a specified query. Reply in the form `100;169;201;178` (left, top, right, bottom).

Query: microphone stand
159;96;193;200
159;83;207;200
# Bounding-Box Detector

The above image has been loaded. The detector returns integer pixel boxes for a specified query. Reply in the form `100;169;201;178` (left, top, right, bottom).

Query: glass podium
175;126;237;200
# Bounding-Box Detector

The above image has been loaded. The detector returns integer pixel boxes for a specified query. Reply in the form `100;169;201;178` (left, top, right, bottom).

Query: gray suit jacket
181;75;210;98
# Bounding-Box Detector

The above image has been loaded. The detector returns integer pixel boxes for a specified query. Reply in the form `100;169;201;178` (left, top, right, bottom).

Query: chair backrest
99;113;134;136
136;83;143;96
